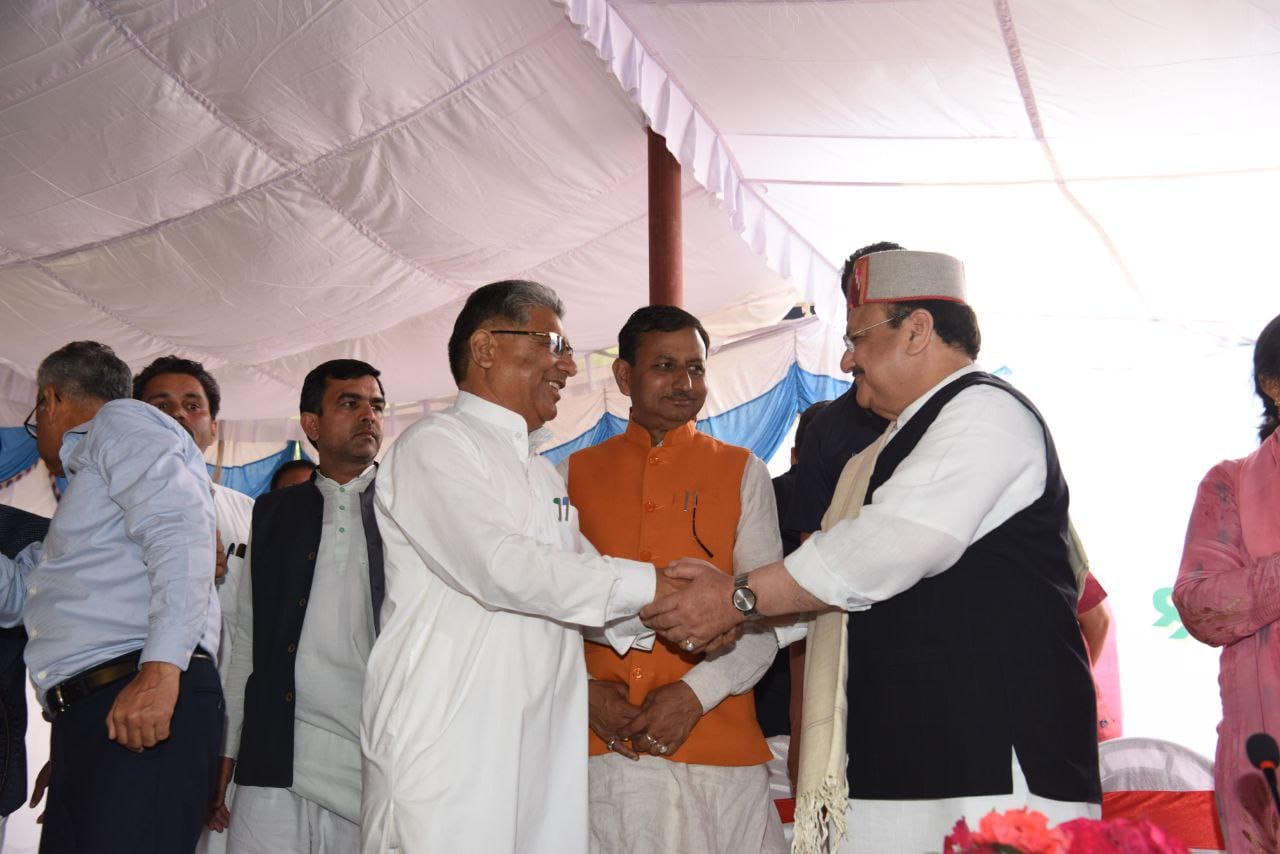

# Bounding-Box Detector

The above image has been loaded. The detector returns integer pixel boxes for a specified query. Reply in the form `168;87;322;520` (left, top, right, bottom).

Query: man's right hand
106;661;181;750
206;756;235;831
588;680;642;761
215;530;228;585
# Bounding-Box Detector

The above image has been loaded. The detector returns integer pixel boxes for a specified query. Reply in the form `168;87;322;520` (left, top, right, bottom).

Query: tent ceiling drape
2;0;1278;431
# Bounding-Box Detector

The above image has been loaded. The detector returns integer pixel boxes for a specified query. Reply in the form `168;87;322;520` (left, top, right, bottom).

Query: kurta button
284;691;294;702
307;552;316;561
648;455;660;465
638;549;652;561
644;500;657;512
287;643;297;653
630;667;644;680
298;596;307;607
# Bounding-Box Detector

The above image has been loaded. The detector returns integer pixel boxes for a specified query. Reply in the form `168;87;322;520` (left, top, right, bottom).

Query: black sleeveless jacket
234;473;385;787
844;371;1101;804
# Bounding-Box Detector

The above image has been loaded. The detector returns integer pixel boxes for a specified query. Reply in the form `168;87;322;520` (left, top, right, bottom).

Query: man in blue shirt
0;340;222;854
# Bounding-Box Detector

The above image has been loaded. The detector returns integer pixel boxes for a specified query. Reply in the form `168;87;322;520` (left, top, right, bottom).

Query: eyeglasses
23;404;37;439
842;316;898;353
490;329;575;358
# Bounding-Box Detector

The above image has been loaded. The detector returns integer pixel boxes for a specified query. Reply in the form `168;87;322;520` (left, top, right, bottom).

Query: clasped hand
642;558;743;654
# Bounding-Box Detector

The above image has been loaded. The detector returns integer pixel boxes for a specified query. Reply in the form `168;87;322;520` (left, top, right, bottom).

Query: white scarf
792;422;894;854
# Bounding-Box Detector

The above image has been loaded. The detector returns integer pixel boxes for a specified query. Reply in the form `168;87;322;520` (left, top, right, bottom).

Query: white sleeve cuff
601;561;658;654
783;533;863;610
771;620;809;649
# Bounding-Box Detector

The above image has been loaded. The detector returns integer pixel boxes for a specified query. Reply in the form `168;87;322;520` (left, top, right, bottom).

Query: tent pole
647;128;683;307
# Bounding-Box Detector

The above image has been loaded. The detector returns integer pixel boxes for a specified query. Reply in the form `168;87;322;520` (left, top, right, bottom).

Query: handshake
642;558;747;655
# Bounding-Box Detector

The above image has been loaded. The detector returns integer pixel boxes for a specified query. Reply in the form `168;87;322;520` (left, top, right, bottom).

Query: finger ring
681;638;696;651
656;742;668;755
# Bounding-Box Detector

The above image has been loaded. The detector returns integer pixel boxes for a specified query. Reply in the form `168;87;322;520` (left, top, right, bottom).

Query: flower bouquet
941;808;1189;854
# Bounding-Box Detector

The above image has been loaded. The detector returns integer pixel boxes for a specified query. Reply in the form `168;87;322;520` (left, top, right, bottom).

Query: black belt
44;646;213;720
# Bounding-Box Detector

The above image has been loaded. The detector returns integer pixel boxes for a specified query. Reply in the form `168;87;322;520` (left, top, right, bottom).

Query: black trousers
39;656;223;854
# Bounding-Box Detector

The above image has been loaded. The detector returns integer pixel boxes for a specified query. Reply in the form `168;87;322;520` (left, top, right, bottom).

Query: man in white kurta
134;357;256;854
642;251;1101;853
199;482;254;854
361;282;668;854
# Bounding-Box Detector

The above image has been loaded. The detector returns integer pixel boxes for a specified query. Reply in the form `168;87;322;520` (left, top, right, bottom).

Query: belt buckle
50;684;68;716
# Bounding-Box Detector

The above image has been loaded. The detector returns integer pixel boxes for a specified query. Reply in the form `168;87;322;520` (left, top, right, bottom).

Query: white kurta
199;482;254;854
360;393;656;854
211;483;254;682
785;365;1099;852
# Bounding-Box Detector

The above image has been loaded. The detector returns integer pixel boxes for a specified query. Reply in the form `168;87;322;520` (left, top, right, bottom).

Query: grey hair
36;341;132;403
447;280;566;383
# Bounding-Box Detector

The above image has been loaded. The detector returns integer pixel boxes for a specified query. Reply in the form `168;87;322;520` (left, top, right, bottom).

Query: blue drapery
543;366;850;465
0;428;39;484
212;441;305;499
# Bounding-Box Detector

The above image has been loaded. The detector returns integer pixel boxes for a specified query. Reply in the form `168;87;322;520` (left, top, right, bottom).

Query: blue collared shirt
0;399;219;699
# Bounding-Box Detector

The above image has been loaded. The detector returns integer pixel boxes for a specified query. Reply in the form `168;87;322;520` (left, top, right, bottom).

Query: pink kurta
1175;432;1280;852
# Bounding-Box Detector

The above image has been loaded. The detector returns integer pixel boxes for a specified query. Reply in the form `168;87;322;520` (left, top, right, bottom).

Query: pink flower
943;810;1190;854
943;818;976;854
1058;817;1190;854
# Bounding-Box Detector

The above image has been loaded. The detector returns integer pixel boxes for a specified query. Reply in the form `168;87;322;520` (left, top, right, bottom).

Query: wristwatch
732;575;760;621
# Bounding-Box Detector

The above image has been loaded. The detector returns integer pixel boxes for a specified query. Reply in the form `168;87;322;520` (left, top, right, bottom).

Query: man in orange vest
563;305;787;853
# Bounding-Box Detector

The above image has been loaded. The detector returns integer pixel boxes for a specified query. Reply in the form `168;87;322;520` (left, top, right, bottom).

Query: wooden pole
647;127;683;307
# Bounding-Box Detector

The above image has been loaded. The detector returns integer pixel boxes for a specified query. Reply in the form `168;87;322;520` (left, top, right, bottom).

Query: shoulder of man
689;429;751;462
92;397;188;439
81;399;205;476
566;431;628;466
213;481;256;515
250;479;317;527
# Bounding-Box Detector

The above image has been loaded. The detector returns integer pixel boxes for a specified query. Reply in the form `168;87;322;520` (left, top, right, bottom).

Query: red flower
975;808;1069;854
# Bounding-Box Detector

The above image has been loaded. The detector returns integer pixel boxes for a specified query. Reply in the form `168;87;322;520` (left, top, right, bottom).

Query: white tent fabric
0;0;803;427
3;3;1280;846
3;0;1277;424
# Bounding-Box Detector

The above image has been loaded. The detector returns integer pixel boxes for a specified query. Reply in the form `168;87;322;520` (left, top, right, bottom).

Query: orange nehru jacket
568;420;771;766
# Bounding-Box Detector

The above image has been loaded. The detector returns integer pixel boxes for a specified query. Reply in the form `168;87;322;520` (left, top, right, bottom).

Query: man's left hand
641;559;742;653
619;681;702;758
106;661;181;751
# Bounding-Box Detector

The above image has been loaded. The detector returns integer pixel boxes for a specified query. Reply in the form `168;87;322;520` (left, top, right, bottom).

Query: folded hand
619;681;702;758
588;680;642;761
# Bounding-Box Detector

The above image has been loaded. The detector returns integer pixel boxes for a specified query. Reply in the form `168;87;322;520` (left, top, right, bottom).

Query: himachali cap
848;250;967;309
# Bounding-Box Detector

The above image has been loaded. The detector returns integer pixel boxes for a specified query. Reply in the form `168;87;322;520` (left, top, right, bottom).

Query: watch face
732;586;757;613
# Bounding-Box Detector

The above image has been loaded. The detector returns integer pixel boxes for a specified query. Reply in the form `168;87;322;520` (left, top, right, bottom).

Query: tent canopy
4;0;1276;433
